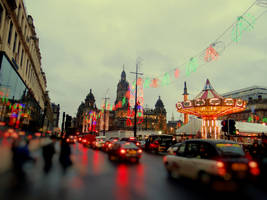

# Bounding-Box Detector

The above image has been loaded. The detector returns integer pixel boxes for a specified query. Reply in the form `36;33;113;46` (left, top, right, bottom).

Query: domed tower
154;96;167;132
155;96;166;114
115;68;129;108
85;89;96;108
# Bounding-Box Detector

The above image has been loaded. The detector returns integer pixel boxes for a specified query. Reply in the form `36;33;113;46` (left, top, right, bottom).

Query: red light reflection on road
92;150;105;175
134;164;145;195
115;164;129;200
82;146;88;166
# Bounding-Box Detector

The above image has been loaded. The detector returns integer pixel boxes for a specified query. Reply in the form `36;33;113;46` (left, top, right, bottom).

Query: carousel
176;79;246;139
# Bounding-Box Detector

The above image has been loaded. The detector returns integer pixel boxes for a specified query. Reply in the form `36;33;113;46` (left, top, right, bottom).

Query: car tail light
108;143;112;148
137;149;142;154
120;149;126;154
216;161;226;176
82;139;86;143
249;161;260;176
67;138;70;142
136;142;140;146
79;138;82;141
130;137;135;140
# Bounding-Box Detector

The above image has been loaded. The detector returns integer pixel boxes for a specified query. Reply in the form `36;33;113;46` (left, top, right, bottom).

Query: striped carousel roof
195;79;223;100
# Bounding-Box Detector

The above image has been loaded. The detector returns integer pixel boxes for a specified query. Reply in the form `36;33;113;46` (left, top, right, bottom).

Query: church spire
121;65;126;81
183;81;189;95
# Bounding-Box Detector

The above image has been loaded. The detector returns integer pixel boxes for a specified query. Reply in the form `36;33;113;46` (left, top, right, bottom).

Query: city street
0;141;266;200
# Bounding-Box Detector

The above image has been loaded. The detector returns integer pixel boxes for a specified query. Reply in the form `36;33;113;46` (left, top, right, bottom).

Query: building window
7;21;13;44
20;49;24;66
0;3;3;25
13;32;17;52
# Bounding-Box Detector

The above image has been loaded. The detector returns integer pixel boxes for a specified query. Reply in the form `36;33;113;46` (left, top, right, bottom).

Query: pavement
0;126;53;174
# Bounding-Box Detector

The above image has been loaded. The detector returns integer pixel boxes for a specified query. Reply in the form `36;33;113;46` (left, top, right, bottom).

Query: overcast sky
24;0;267;122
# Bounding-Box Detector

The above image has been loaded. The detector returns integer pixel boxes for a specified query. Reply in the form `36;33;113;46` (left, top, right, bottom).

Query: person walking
59;139;72;173
11;137;35;181
42;136;56;174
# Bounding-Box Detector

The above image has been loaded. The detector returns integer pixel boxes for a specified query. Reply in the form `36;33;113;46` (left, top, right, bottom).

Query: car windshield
122;143;138;149
216;143;245;157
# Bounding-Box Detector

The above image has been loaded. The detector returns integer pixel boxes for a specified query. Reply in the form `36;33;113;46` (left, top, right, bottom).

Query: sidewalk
0;127;53;174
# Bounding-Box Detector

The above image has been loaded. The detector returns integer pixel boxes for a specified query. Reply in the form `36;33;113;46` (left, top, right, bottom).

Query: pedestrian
42;136;56;174
59;139;72;173
11;137;35;181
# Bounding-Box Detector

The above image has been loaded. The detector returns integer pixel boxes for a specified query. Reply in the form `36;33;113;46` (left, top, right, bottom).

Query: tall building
112;69;167;132
76;89;99;133
220;86;267;123
0;0;50;132
113;68;130;129
222;86;267;101
51;103;60;128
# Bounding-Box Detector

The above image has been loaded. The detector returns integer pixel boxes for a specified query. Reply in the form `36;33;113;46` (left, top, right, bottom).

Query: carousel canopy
176;79;246;118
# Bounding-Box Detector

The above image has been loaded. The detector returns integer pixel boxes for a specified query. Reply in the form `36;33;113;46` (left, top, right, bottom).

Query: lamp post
130;59;143;137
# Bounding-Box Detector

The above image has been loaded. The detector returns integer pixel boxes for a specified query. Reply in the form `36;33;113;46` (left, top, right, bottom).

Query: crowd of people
10;135;73;184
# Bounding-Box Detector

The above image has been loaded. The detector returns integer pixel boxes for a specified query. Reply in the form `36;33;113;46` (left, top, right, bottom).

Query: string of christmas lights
131;1;267;89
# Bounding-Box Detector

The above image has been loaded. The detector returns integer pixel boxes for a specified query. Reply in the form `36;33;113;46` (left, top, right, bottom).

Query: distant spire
183;81;189;95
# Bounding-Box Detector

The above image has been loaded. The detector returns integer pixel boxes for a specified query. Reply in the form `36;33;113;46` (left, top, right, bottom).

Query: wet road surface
0;142;266;200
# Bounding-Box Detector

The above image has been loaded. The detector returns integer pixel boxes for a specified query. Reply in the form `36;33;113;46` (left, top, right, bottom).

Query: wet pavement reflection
0;141;267;200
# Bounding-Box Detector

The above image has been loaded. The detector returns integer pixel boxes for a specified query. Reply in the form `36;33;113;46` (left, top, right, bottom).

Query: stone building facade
0;0;50;131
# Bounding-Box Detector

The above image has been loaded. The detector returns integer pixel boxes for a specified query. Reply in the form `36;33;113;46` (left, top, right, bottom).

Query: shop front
0;52;42;132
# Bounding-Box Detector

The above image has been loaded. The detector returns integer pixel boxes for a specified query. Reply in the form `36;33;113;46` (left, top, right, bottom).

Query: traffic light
228;119;236;135
221;120;228;132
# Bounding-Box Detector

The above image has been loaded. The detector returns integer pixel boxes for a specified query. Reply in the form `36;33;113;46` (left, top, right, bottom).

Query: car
167;143;181;155
108;141;142;163
138;140;146;149
102;137;119;152
66;135;76;144
163;139;260;184
91;136;106;149
145;134;174;153
120;137;141;147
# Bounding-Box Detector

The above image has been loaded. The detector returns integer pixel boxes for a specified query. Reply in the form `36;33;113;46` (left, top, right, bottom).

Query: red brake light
136;142;140;146
137;149;142;154
120;149;126;154
216;161;224;168
249;161;260;176
108;143;112;148
67;139;70;142
216;161;226;176
130;137;135;140
249;161;258;168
